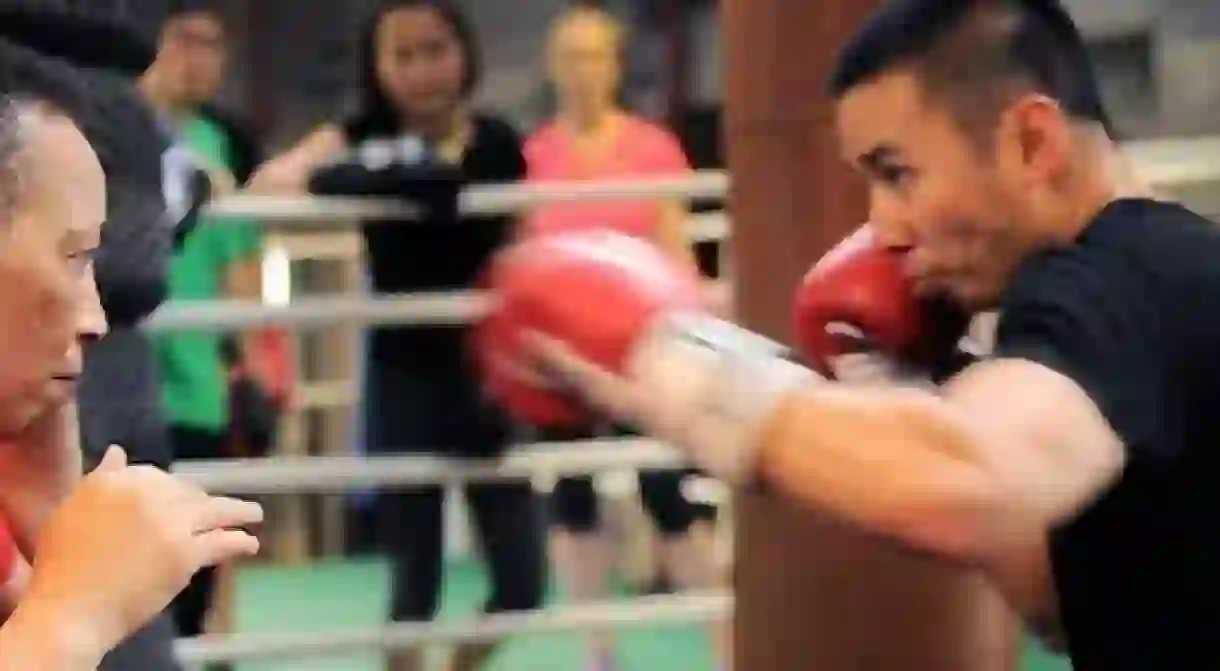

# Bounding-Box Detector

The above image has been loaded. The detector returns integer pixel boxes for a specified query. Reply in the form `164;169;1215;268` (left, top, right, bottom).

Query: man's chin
918;278;1001;315
0;398;60;440
0;414;36;441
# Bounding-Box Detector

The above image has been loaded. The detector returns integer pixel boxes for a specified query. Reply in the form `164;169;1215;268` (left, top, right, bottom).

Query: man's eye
66;253;92;275
877;165;912;187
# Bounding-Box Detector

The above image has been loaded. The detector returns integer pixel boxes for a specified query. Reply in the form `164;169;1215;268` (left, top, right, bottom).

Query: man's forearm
754;385;1011;564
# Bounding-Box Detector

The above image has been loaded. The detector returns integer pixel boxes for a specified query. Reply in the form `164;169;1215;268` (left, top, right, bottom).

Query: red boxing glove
472;230;707;427
792;224;966;378
475;230;814;485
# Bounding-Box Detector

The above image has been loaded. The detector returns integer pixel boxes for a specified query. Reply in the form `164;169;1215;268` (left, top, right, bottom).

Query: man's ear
1003;94;1072;184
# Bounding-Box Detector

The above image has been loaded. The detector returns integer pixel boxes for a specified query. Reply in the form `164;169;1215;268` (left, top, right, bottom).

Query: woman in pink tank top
522;11;699;270
525;8;727;671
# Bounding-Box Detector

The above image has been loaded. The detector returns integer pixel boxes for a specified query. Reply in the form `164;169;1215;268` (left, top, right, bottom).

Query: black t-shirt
342;113;525;368
994;198;1220;670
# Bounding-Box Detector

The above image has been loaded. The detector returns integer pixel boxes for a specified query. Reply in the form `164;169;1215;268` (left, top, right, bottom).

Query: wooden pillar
722;1;1022;669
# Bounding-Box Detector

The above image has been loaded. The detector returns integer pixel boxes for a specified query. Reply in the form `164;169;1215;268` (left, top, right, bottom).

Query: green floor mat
230;557;1067;671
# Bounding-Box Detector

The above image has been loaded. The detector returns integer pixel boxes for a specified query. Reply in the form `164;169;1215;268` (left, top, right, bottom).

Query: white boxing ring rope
175;592;732;664
160;143;1220;665
145;283;732;332
148;289;490;331
174;438;688;494
204;171;732;223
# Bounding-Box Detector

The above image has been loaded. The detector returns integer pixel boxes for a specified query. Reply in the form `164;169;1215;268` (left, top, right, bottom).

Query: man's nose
77;271;109;343
867;190;916;250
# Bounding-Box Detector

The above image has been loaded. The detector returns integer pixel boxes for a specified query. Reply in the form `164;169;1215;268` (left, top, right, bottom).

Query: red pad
472;231;706;427
792;224;964;377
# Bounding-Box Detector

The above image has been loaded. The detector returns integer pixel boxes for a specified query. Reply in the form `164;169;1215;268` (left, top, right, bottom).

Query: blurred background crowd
1;0;1217;670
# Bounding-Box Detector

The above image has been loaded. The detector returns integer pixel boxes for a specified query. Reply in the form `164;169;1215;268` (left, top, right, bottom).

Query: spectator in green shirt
138;0;264;647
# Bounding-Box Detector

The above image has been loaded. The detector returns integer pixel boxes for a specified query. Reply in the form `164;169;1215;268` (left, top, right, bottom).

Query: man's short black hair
162;0;225;28
829;0;1114;137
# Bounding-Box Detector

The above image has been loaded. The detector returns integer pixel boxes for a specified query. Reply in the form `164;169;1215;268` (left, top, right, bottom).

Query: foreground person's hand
0;446;262;669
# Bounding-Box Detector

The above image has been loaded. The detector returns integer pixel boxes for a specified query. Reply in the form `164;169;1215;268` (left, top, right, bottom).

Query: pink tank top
523;114;691;241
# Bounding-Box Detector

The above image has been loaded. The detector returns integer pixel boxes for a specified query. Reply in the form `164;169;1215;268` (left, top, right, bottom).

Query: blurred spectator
139;0;270;652
0;4;182;670
249;2;546;670
522;7;726;671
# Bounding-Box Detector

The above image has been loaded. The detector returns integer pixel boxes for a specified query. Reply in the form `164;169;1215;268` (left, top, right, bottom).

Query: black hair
346;0;482;140
0;39;95;223
162;0;225;24
0;5;155;74
828;0;1114;137
0;25;175;325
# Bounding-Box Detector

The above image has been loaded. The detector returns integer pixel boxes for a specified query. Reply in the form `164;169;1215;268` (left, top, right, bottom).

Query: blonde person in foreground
521;8;724;671
0;93;262;669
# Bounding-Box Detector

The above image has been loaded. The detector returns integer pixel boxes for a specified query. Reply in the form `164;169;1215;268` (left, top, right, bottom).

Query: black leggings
366;357;547;621
376;483;546;619
168;424;227;638
540;424;709;536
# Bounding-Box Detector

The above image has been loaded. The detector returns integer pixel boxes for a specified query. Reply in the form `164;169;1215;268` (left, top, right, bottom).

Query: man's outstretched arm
538;324;1125;568
754;357;1125;564
500;218;1144;572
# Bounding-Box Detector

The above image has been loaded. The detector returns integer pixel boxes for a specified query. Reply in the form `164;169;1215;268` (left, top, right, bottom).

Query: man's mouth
912;275;944;297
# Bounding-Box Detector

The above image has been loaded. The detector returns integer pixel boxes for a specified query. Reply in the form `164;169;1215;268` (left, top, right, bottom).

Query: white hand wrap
625;312;817;484
829;352;938;391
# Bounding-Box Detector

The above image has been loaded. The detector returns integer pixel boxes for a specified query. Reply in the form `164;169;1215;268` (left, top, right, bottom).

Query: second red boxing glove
792;224;967;378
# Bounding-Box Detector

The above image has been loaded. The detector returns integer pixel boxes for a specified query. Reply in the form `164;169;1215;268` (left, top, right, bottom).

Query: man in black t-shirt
500;1;1220;670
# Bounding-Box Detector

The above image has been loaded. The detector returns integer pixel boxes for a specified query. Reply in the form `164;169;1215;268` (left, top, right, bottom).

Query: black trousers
168;424;227;637
365;354;546;621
